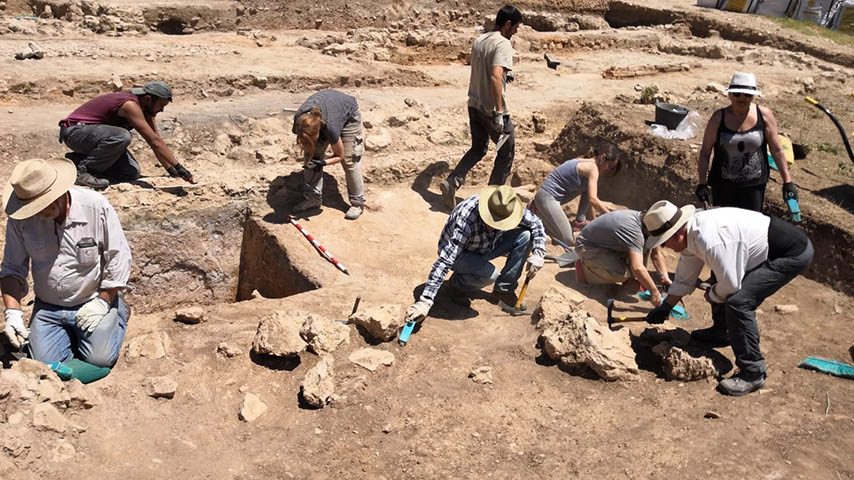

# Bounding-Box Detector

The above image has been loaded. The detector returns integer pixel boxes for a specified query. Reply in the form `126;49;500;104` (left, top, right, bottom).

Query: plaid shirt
420;194;546;303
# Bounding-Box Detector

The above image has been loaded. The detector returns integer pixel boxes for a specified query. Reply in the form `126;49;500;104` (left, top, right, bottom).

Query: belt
58;120;78;128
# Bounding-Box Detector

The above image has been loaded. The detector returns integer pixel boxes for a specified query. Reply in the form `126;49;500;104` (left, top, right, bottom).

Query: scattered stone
801;77;816;94
300;314;350;355
348;348;395;372
174;306;205;324
216;342;243;358
705;82;726;95
349;304;403;342
252;75;268;89
251;310;307;357
125;332;170;361
537;296;638;381
51;440;76;462
300;356;335;408
255;146;287;164
382;423;392;433
533;287;585;325
468;366;494;384
637;326;691;348
108;73;123;91
387;114;410;127
652;344;717;381
775;304;799;315
427;129;455;145
404;97;418;107
533;141;551;152
32;403;73;433
239;393;268;422
14;41;45;61
532;111;547;133
366;127;392;151
704;410;722;419
65;379;99;409
145;376;178;399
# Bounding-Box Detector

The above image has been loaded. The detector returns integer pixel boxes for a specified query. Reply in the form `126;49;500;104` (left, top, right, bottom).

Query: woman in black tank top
694;72;797;213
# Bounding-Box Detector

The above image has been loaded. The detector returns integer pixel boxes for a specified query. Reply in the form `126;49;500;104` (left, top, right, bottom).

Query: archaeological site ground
1;0;853;477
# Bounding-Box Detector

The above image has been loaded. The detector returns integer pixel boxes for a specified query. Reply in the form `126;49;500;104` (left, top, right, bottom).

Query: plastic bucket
654;102;689;130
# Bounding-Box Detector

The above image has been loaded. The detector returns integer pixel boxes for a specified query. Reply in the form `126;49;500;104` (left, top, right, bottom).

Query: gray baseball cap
131;81;173;100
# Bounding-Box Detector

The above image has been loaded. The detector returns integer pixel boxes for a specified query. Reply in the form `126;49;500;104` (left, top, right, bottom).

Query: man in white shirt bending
642;201;813;396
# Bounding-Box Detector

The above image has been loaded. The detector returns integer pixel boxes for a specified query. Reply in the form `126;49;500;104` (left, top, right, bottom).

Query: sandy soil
1;0;853;478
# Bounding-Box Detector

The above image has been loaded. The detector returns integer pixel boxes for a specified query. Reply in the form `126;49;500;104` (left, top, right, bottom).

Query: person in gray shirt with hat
1;158;132;368
58;81;195;189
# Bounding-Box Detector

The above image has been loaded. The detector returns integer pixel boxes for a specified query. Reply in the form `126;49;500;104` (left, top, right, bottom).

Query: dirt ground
1;0;854;478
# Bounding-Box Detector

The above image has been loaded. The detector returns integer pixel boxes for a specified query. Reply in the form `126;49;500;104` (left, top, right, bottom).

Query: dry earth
1;0;854;478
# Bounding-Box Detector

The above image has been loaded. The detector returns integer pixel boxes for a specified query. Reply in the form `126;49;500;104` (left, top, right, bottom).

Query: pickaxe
606;298;646;329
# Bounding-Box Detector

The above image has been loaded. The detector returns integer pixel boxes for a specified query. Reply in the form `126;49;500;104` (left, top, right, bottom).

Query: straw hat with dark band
478;185;524;231
643;200;696;249
3;158;76;220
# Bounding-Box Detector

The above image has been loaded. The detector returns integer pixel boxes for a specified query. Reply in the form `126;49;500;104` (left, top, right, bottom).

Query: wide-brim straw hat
478;185;524;231
3;158;76;220
725;72;763;97
643;200;696;249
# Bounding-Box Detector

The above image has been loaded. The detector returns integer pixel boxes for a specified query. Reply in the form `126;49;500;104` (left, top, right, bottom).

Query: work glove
75;297;110;334
645;301;673;324
782;182;798;203
167;163;195;183
526;252;545;279
3;308;29;349
695;184;711;206
505;71;515;84
307;157;327;171
492;111;505;134
405;300;431;323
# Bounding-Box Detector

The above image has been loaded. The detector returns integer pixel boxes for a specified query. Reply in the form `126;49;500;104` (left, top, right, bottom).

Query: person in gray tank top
531;144;621;249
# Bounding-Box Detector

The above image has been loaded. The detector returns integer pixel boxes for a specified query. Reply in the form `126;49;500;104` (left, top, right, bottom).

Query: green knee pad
46;359;112;384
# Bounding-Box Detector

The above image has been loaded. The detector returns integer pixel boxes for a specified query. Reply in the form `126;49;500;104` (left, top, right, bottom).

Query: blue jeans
449;228;532;293
28;297;129;368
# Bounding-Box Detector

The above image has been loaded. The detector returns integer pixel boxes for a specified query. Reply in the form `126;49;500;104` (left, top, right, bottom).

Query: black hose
805;96;854;164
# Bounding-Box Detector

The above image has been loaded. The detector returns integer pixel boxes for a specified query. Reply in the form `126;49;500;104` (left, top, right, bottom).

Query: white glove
75;297;110;333
405;300;431;322
526;252;545;278
492;111;505;133
3;308;29;349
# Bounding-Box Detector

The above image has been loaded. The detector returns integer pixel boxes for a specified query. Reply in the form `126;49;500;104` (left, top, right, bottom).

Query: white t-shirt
466;31;513;115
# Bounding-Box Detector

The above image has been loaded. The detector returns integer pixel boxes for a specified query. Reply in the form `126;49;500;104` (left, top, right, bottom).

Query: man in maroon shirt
59;81;195;189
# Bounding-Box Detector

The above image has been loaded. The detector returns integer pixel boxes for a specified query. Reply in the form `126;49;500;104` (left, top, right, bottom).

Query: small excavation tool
606;298;647;329
398;320;417;347
498;272;533;316
544;53;561;70
544;237;578;267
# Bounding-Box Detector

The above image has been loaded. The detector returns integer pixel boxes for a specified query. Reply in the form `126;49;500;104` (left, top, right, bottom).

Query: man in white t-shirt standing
440;5;523;210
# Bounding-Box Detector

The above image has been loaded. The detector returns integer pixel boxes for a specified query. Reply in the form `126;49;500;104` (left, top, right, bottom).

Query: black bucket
655;102;689;130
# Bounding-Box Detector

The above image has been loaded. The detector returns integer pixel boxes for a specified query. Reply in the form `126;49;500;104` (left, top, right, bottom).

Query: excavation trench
123;204;331;314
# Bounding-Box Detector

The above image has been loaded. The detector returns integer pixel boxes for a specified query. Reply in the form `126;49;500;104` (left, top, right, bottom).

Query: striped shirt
420;194;546;303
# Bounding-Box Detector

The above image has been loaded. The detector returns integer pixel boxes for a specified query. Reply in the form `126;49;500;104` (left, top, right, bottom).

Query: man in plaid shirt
406;186;547;322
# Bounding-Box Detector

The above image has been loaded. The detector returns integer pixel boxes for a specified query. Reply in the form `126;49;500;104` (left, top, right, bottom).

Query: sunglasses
730;92;754;98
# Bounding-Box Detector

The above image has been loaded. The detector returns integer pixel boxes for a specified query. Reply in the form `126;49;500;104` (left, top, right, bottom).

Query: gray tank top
710;106;769;187
540;159;588;203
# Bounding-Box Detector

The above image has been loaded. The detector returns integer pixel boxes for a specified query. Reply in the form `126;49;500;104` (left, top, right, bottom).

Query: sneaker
75;170;109;190
717;372;766;396
292;197;322;213
571;218;590;233
344;205;363;220
691;326;730;347
439;179;457;210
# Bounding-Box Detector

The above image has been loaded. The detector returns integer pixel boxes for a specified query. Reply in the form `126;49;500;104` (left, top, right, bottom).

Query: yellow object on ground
772;134;795;165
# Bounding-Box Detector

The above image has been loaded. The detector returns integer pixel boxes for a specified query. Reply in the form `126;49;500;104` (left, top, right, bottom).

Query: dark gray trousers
711;240;814;376
62;124;140;182
446;107;515;188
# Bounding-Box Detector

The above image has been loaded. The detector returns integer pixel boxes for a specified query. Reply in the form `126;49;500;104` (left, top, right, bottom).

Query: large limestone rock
652;344;718;381
536;290;638;381
125;332;170;361
300;314;350;355
533;286;585;325
144;376;178;399
349;304;403;342
300;356;335;408
251;311;307;357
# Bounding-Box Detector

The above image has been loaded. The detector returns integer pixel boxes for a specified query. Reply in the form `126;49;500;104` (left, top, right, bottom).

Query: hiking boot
717;371;766;396
439;179;457;210
292;197;322;213
493;289;525;311
75;170;109;190
691;326;730;347
571;218;590;233
344;205;363;220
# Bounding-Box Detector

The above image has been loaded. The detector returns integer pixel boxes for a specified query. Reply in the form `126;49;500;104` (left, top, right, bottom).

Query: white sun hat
725;72;762;97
